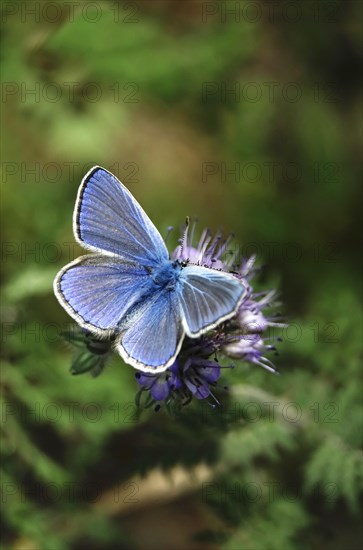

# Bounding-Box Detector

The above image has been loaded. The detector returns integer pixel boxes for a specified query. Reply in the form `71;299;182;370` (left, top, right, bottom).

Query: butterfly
54;167;245;373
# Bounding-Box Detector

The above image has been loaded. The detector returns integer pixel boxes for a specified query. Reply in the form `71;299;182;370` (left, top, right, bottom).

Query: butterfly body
149;259;183;288
54;166;246;373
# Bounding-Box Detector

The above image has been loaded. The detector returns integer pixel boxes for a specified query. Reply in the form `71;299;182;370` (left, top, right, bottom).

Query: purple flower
135;220;286;409
135;361;182;401
173;222;237;271
135;340;225;405
223;333;278;373
183;357;221;399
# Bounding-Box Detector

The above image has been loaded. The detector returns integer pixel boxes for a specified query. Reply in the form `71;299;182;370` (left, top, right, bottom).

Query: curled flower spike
223;333;278;374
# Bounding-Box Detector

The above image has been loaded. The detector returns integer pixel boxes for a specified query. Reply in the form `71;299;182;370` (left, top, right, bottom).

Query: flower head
135;219;286;410
62;218;286;411
135;335;230;406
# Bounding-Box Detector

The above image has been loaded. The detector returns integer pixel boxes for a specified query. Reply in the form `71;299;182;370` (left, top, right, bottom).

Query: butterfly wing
74;166;169;266
54;255;153;335
178;265;245;336
116;288;184;373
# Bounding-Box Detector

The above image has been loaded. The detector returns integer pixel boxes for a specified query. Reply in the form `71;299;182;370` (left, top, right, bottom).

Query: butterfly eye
181;260;189;268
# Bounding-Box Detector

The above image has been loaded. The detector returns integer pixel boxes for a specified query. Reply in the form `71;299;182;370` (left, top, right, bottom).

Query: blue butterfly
54;167;245;373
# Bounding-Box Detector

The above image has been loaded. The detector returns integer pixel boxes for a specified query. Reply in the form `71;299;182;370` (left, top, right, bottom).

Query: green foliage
1;1;361;548
305;438;363;512
224;499;310;550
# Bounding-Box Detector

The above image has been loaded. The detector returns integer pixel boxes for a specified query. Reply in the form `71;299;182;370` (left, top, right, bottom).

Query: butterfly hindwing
74;166;169;266
117;287;184;372
178;265;245;336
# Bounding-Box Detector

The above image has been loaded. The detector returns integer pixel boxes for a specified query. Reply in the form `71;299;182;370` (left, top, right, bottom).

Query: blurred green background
1;1;362;549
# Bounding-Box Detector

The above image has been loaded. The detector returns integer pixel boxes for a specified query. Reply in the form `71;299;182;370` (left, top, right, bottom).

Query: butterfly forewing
74;167;169;266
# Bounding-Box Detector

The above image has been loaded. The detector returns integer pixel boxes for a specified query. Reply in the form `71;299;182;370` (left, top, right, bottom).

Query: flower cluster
135;338;225;409
135;221;286;410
